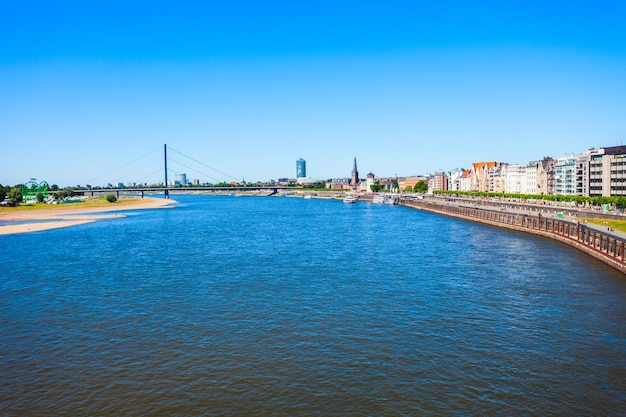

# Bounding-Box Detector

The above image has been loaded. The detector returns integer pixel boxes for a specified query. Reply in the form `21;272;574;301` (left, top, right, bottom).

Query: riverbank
0;197;176;235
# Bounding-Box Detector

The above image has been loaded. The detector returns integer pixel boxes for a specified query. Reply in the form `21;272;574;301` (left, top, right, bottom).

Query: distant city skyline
2;2;625;186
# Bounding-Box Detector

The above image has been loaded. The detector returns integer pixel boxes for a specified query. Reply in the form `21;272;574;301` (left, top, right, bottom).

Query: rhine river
1;195;625;416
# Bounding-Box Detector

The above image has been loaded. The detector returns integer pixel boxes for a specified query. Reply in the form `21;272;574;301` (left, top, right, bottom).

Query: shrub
105;194;117;203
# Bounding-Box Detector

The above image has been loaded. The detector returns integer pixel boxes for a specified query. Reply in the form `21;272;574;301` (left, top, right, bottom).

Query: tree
8;187;22;204
36;192;45;203
63;187;75;198
370;184;383;192
615;196;626;210
0;184;8;201
105;194;117;203
413;181;428;193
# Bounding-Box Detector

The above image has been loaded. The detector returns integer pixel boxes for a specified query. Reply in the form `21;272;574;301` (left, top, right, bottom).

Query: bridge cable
168;146;239;182
111;155;164;185
135;167;167;185
167;157;221;183
82;146;163;185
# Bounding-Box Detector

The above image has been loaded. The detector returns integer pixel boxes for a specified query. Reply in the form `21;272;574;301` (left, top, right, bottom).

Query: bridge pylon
164;144;169;199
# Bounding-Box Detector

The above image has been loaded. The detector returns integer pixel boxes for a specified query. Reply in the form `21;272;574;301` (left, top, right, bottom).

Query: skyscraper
175;173;187;185
351;156;359;185
296;158;306;178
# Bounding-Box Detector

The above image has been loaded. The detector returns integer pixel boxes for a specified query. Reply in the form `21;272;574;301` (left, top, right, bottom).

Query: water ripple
1;195;625;416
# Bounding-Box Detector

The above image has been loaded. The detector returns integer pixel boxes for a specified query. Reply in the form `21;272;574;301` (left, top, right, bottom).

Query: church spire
351;156;359;185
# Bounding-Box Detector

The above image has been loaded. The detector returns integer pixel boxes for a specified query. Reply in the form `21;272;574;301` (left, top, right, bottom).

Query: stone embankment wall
399;198;626;275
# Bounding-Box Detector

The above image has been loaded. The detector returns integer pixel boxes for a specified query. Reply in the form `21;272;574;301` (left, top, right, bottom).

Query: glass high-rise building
175;173;187;185
296;158;306;178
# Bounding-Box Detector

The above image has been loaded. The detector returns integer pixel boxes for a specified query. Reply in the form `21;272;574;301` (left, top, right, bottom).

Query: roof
472;161;498;173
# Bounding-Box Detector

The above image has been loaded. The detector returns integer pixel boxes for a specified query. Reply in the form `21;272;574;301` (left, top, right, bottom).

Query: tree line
0;184;76;204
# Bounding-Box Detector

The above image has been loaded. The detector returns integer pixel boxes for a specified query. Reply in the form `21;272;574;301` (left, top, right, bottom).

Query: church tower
351;156;359;185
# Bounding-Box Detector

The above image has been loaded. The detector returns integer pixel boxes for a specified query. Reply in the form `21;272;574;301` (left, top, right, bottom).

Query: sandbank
0;197;176;235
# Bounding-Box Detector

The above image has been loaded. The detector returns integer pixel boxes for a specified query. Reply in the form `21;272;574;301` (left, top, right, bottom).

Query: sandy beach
0;197;176;235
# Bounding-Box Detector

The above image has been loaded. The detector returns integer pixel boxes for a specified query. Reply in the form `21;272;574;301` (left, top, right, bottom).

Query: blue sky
1;1;625;186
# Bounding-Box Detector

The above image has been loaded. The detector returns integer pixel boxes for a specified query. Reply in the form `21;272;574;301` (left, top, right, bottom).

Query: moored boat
372;194;385;204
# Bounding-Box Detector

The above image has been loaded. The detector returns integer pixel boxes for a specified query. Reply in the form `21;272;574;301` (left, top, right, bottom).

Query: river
1;195;625;416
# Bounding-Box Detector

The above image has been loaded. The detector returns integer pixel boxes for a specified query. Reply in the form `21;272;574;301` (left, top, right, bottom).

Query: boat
303;194;313;200
343;195;357;204
372;194;385;204
384;196;397;205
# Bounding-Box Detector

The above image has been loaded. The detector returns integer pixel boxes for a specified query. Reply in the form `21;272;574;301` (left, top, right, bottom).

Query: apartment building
431;171;448;192
536;157;555;195
605;147;626;197
504;164;526;194
453;157;558;196
447;168;464;191
401;176;429;191
471;162;499;192
458;169;472;192
555;154;577;195
488;165;506;193
576;146;626;197
525;163;537;194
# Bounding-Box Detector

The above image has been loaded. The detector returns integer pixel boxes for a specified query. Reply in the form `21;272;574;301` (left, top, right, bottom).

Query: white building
447;168;464;191
504;164;526;194
576;146;626;197
175;173;187;185
458;169;472;192
365;172;377;192
524;162;538;195
489;165;506;193
555;154;577;195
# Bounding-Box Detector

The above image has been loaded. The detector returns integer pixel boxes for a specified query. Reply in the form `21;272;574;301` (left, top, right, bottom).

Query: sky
1;1;626;187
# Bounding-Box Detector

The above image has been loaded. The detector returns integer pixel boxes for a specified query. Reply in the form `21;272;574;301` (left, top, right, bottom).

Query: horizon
2;1;625;186
0;150;613;189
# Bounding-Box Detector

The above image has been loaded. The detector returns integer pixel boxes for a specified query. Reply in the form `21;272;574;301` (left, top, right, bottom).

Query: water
1;195;625;416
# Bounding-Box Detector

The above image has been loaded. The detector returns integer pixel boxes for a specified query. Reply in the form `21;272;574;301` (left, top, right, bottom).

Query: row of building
445;145;626;197
319;145;626;197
